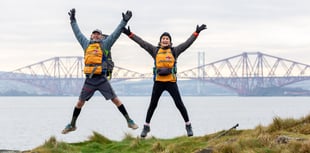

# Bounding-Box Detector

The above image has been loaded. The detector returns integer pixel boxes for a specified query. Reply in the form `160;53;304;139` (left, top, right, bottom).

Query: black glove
196;24;207;33
122;10;132;22
122;26;131;36
68;8;76;22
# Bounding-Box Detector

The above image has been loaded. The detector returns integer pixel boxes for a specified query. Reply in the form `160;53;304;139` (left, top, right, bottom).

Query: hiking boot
127;119;139;129
140;125;150;138
62;124;76;134
186;124;193;137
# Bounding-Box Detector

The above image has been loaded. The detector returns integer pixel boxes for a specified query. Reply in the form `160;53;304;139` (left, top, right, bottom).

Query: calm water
0;96;310;150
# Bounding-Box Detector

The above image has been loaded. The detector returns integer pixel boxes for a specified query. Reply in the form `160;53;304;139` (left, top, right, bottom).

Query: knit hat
160;32;172;42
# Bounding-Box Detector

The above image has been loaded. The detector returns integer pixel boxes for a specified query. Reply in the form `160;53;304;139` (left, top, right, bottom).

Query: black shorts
79;75;116;101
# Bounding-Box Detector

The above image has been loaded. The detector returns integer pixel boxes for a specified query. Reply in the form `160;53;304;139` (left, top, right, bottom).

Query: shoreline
0;150;21;153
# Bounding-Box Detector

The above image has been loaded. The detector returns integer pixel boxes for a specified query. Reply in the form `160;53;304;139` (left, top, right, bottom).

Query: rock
276;135;290;144
196;148;213;153
276;135;307;144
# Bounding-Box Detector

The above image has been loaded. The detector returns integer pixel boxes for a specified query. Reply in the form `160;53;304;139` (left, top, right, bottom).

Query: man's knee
111;97;122;106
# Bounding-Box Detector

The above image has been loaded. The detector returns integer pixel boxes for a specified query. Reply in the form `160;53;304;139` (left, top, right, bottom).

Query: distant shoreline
0;150;21;153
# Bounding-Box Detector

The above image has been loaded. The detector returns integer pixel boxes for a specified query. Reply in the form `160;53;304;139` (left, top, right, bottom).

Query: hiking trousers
145;81;190;123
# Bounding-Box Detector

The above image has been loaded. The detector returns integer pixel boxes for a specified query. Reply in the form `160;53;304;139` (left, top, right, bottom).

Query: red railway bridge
1;52;310;96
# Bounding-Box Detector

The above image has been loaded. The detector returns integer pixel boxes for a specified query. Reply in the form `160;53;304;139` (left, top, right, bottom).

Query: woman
122;24;206;137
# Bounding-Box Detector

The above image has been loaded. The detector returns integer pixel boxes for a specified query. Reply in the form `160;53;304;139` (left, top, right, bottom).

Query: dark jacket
128;32;198;59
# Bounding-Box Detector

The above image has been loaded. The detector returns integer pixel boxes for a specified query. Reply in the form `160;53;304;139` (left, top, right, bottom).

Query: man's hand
68;8;76;22
196;24;207;33
122;26;131;36
122;10;132;22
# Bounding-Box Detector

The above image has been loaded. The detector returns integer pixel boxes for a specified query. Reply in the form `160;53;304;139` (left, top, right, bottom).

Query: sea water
0;96;309;150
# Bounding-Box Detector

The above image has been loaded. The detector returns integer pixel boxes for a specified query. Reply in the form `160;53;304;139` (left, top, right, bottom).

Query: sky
1;0;310;73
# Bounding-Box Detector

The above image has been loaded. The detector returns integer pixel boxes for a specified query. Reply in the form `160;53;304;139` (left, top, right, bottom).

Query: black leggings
145;81;190;123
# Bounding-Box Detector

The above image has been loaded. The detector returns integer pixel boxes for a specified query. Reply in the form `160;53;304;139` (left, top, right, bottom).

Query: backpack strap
153;47;177;81
102;49;114;80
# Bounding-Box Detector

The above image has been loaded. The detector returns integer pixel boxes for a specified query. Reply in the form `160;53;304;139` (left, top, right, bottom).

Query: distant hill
111;79;237;96
1;71;310;96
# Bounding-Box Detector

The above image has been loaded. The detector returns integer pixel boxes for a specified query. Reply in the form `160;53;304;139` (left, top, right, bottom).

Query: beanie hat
160;32;172;42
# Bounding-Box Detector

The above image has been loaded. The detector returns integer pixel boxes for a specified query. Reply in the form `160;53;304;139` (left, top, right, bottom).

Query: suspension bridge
1;52;310;96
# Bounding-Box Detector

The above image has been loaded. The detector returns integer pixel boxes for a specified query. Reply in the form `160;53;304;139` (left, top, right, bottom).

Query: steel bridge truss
1;52;310;95
177;52;310;95
1;56;145;95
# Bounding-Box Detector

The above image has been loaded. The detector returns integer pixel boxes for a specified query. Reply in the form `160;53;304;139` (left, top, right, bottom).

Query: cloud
0;0;310;72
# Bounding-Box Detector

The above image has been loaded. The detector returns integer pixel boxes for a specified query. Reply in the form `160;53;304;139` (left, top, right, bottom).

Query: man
62;8;138;134
123;24;206;137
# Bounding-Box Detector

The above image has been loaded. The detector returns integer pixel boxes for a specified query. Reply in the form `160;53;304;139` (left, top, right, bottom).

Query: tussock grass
26;114;310;153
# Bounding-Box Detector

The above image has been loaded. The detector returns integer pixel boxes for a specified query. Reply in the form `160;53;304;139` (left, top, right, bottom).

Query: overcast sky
1;0;310;72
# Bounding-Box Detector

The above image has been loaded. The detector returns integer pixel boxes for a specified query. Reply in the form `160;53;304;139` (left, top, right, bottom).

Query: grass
24;114;310;153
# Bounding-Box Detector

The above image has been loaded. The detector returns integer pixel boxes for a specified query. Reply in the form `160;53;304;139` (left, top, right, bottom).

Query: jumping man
62;8;138;134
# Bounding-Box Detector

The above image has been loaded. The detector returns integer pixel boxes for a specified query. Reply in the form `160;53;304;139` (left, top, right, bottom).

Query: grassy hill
24;114;310;153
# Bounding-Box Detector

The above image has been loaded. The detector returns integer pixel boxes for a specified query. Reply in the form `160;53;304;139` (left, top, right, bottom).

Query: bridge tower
197;51;205;94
